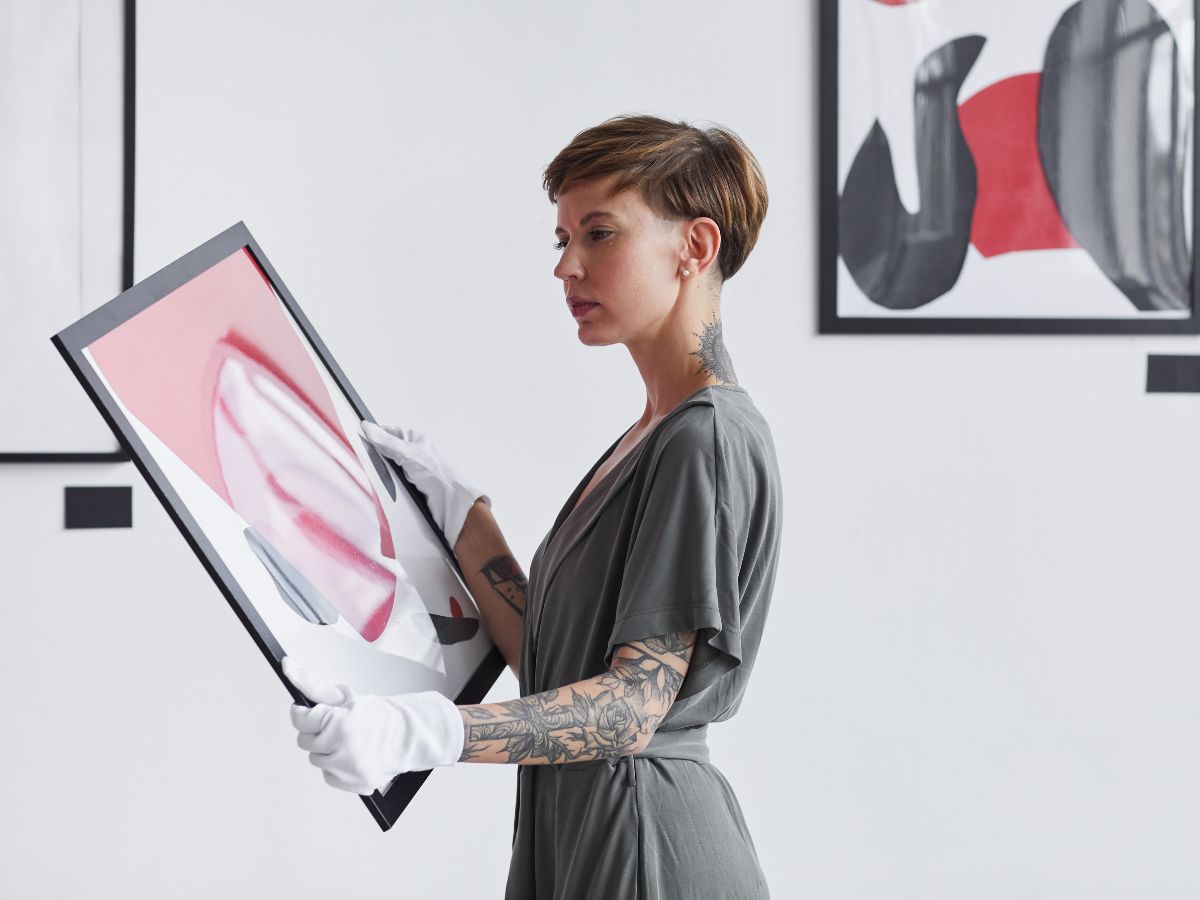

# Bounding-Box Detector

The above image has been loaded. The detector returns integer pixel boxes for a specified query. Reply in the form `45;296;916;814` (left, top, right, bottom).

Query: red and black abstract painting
821;0;1196;333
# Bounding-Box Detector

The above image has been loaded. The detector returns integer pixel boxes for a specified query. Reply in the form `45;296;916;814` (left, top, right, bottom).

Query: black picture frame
52;221;506;830
1;0;135;462
818;0;1200;335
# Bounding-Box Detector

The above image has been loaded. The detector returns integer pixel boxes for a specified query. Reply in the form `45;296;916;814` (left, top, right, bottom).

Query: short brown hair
543;114;768;283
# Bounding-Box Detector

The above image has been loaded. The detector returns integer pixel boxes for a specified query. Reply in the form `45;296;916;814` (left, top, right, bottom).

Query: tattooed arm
452;499;527;675
455;630;697;764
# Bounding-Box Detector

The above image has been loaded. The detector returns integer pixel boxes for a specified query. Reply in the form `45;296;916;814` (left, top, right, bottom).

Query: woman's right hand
360;421;490;550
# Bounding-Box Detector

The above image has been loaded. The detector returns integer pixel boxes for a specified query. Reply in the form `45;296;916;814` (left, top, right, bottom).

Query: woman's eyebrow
554;211;616;235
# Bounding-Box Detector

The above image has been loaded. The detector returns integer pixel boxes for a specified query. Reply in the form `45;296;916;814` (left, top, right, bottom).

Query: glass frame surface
52;221;505;830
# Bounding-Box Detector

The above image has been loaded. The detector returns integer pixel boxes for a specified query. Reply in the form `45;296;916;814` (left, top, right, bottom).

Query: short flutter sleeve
604;401;773;710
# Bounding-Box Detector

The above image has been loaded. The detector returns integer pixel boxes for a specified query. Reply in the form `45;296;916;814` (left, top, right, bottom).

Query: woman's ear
683;217;721;280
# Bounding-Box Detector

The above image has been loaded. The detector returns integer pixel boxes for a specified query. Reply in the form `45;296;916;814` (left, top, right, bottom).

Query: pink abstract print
88;249;396;641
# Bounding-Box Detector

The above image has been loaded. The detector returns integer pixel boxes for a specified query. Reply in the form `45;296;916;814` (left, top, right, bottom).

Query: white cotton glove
359;421;490;550
281;656;465;795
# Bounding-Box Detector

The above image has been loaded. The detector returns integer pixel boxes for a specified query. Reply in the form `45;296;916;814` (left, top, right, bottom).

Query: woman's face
553;173;686;346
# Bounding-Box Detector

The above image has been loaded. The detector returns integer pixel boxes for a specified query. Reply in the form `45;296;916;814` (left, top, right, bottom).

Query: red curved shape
958;73;1078;258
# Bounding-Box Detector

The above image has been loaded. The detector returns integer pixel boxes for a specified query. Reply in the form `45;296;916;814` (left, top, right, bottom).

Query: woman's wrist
453;498;497;558
450;498;526;670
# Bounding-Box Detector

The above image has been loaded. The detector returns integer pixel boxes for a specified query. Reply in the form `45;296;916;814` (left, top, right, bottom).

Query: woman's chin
574;325;606;346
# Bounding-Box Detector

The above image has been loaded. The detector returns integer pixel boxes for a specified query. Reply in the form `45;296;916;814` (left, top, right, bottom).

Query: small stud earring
682;268;690;277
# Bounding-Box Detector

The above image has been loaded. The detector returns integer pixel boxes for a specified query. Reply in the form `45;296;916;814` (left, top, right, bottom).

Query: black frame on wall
2;0;135;463
818;0;1200;335
51;222;506;830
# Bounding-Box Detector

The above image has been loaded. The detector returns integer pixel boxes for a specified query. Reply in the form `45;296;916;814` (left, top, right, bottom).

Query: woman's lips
568;299;598;318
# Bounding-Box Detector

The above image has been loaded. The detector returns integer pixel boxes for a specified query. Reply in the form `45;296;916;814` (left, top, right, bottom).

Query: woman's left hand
281;657;465;795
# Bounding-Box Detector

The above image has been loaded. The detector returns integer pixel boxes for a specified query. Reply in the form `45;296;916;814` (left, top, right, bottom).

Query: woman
283;113;782;899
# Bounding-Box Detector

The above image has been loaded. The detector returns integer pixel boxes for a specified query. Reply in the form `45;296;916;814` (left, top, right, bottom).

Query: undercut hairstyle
543;114;769;284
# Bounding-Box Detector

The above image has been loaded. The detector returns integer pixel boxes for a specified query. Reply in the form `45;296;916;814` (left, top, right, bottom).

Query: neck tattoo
689;313;739;385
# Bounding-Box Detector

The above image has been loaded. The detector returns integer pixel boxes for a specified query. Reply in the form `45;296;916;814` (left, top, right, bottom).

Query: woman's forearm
455;631;696;765
452;499;526;674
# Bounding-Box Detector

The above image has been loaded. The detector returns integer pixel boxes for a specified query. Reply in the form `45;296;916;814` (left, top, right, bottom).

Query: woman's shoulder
708;383;774;438
645;383;779;475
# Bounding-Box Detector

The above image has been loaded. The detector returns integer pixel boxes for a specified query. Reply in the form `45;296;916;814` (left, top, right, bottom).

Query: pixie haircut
543;114;769;284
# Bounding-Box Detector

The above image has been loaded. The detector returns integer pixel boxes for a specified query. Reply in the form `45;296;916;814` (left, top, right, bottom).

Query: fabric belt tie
617;724;711;787
634;724;711;763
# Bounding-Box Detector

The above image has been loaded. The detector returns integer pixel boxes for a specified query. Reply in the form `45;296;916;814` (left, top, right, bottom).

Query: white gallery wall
2;1;1199;897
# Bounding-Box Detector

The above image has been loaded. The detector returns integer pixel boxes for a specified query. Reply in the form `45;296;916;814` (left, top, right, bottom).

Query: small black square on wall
1147;355;1200;393
64;486;132;529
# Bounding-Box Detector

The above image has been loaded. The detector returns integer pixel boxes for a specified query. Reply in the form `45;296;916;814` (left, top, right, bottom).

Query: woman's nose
553;248;582;282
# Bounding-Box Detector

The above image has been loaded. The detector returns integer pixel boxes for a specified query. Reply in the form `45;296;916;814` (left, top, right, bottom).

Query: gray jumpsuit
505;383;783;899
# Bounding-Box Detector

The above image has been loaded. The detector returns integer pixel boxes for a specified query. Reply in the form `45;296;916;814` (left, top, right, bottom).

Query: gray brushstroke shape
840;35;985;309
244;526;340;626
360;434;397;501
412;611;479;646
1038;0;1191;311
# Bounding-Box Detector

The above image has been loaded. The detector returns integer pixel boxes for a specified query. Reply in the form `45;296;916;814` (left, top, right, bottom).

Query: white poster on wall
0;0;126;453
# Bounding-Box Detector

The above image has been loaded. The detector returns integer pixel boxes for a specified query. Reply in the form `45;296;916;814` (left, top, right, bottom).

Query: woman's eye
552;230;612;251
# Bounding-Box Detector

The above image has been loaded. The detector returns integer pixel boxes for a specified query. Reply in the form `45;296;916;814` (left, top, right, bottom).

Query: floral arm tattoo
456;630;697;764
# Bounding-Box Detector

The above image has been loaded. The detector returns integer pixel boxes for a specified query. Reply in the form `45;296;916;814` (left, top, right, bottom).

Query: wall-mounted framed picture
52;222;505;831
1;0;134;460
819;0;1198;334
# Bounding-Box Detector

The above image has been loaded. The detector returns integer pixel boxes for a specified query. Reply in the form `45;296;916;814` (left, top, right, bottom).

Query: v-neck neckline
567;423;638;515
544;383;747;548
546;423;636;546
